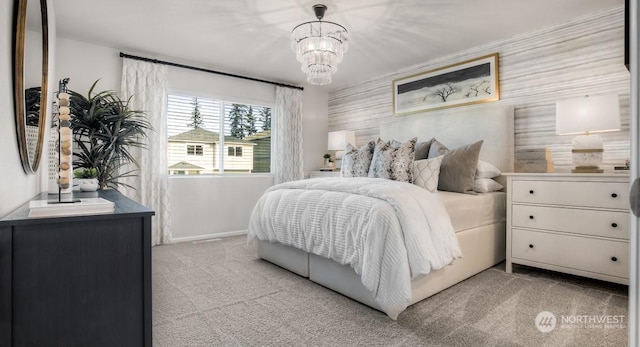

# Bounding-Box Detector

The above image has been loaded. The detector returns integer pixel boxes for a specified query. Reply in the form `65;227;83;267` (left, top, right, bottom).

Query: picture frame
393;53;500;116
625;0;629;71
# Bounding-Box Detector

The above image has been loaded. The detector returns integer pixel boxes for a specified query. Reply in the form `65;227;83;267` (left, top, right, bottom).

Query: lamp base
571;134;604;173
571;166;604;173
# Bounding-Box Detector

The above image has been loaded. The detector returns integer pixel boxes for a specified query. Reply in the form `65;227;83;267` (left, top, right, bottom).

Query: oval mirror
13;0;49;174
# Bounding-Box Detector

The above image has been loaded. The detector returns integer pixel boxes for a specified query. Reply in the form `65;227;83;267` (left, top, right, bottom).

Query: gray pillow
341;140;375;177
438;140;484;194
414;138;434;160
428;139;449;158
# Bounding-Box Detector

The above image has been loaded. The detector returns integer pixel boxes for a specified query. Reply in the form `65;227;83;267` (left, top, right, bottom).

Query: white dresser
505;173;630;284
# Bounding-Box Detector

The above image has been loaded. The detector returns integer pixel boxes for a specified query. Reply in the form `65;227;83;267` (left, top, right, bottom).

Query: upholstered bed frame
257;103;515;314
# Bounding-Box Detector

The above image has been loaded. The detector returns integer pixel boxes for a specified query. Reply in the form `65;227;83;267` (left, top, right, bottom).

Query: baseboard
170;230;248;243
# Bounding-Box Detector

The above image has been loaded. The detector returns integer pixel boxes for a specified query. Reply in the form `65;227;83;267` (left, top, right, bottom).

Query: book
515;159;554;173
28;198;115;218
515;148;552;161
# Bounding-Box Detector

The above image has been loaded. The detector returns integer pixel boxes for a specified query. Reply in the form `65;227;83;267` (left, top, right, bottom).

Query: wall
0;0;56;216
328;7;630;172
302;86;329;176
56;37;121;92
55;37;328;241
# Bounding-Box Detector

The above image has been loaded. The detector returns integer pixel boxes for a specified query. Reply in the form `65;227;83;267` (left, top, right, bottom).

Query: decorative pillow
427;139;449;158
438;140;484;194
476;160;501;178
413;156;444;192
368;138;394;179
414;138;434;160
341;140;375;177
474;178;504;193
391;137;417;183
368;137;417;182
390;139;402;149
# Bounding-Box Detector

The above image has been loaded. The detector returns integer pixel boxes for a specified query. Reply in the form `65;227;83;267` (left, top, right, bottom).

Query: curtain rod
119;52;304;91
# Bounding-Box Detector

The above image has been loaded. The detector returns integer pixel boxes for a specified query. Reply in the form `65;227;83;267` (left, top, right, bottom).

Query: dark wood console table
0;190;154;347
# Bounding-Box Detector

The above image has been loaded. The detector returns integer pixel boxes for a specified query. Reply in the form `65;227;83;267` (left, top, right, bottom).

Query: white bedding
437;191;506;232
247;177;461;319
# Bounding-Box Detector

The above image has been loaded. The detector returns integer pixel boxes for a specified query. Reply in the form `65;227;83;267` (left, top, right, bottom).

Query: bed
249;103;514;319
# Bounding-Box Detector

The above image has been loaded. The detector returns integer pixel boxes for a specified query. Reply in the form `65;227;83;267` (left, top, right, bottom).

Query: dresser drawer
512;180;628;209
511;228;628;279
512;205;629;240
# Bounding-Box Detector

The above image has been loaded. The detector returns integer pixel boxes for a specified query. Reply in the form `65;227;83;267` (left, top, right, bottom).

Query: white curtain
121;58;171;245
273;86;304;184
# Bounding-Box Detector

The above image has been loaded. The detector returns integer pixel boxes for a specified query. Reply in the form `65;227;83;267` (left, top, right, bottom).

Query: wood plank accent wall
328;7;630;172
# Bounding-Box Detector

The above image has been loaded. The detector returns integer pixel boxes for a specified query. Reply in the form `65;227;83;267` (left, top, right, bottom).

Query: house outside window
166;94;271;175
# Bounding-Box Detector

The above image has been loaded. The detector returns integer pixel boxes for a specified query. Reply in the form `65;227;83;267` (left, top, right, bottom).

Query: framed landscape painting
393;53;500;115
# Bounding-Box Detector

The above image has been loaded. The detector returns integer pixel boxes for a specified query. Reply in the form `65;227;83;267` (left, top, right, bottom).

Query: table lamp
328;130;355;168
555;95;620;173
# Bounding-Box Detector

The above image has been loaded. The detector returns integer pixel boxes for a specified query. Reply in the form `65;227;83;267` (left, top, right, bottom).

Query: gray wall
328;7;630;172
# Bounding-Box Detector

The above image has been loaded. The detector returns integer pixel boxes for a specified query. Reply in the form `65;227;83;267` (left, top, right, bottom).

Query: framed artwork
625;0;629;70
393;53;500;116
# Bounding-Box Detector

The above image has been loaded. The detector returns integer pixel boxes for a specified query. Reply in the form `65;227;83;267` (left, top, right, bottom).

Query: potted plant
69;80;151;190
73;167;99;191
323;153;331;167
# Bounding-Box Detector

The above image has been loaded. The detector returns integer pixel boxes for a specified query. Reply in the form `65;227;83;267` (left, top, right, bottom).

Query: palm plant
69;80;151;190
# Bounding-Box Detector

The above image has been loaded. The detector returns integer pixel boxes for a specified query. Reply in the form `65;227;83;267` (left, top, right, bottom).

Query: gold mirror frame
13;0;49;174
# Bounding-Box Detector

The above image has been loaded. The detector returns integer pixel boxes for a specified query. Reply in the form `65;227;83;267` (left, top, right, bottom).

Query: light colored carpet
152;236;628;346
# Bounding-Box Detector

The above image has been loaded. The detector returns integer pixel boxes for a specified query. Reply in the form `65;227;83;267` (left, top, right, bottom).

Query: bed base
257;240;309;277
257;222;506;313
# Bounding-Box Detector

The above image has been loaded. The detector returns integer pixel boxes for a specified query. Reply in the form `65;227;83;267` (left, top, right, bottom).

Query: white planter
77;178;99;192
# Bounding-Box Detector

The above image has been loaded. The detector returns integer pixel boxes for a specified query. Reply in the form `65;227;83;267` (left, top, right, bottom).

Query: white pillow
476;160;501;178
474;178;504;193
413;156;443;192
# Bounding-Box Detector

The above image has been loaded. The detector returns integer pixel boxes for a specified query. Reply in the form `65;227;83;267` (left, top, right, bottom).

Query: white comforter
247;177;462;319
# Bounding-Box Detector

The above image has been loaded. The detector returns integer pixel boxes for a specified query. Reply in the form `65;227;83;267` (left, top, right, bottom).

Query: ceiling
54;0;623;90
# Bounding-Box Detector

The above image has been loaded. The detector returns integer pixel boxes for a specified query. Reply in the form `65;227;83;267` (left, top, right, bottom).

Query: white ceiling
54;0;623;89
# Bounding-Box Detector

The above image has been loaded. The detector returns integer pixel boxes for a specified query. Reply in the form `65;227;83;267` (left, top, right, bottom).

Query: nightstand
505;173;629;284
309;170;341;178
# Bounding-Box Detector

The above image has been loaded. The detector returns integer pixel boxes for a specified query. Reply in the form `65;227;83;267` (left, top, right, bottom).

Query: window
187;144;203;156
227;146;242;157
167;94;271;175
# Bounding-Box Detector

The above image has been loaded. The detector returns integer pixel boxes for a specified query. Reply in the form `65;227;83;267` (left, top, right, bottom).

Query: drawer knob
611;223;618;228
529;190;534;194
611;193;618;198
611;256;618;262
529;244;534;249
529;215;534;220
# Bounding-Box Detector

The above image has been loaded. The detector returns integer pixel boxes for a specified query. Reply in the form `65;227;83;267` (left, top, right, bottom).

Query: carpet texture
152;236;628;346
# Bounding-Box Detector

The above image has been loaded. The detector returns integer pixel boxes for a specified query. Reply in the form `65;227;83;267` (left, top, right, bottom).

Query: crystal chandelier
291;4;349;85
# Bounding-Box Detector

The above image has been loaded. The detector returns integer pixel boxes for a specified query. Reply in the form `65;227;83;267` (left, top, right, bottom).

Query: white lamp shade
556;95;621;135
328;130;356;151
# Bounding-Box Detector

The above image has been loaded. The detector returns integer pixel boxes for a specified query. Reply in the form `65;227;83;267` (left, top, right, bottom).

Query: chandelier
291;4;349;85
